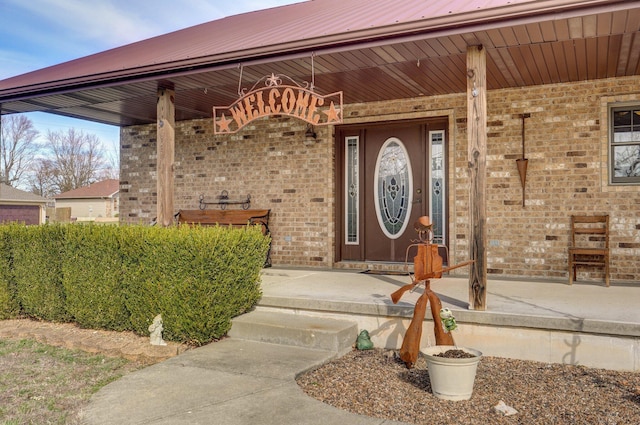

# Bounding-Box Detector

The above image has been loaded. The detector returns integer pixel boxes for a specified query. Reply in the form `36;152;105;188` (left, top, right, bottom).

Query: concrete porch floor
258;267;640;371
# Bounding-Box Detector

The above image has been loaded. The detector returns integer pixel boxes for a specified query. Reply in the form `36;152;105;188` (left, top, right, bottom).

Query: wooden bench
175;209;271;266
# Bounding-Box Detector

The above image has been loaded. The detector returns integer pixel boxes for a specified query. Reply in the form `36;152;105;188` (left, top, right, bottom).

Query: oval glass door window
374;137;413;239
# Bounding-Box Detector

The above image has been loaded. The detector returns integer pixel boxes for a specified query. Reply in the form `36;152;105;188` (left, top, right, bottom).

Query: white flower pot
421;345;482;401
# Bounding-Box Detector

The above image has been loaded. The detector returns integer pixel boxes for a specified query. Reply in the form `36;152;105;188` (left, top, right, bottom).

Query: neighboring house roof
0;0;637;126
54;179;119;200
0;184;48;204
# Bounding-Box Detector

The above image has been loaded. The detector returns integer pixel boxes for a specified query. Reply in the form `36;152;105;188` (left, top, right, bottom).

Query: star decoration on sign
216;113;233;133
265;73;282;87
324;101;341;123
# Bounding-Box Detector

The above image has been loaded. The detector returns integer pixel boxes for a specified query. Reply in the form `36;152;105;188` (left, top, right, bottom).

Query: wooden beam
467;45;487;311
156;88;175;227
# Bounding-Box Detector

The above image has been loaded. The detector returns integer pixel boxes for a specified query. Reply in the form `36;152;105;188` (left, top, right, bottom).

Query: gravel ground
297;348;640;425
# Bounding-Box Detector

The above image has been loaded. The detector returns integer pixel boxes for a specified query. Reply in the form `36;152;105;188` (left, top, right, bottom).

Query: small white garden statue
148;314;167;346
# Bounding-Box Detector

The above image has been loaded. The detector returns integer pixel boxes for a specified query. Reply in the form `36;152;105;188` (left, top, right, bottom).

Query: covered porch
258;267;640;371
1;1;639;297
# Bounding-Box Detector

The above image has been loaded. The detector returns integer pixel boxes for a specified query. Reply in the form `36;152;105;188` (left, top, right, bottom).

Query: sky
0;0;304;158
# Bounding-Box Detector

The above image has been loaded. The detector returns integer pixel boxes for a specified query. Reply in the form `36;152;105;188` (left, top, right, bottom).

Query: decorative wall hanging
516;113;531;207
213;64;343;134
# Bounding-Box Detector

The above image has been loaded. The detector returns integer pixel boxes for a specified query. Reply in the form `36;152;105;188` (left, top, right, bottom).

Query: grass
0;338;142;425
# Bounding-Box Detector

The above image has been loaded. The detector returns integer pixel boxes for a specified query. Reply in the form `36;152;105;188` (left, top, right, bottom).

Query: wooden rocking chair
568;215;610;286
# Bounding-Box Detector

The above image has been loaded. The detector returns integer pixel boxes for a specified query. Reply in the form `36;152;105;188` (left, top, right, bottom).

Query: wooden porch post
156;88;175;227
467;45;487;311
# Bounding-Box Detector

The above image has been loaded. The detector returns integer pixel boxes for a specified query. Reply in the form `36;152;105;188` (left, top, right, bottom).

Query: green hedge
62;224;130;331
0;223;270;346
12;224;69;322
0;225;19;319
123;225;268;345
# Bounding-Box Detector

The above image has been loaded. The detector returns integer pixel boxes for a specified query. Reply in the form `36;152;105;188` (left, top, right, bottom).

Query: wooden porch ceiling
1;6;639;127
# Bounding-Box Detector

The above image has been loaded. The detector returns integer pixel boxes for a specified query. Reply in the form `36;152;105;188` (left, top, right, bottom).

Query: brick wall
120;75;640;282
120;116;335;267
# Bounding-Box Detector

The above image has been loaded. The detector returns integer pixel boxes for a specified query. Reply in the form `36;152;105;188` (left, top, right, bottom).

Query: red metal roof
54;179;119;199
0;0;637;126
0;0;621;92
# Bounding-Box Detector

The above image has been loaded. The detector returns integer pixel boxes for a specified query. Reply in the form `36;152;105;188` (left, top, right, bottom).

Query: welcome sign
213;74;343;134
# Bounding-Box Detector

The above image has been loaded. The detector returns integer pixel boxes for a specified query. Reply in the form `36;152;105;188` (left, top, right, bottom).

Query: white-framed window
610;104;640;185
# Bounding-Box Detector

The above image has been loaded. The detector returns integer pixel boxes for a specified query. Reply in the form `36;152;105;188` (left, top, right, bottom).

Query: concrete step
229;310;358;355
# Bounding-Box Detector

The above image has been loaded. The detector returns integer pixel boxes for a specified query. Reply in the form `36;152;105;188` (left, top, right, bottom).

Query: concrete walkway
82;338;406;425
83;268;639;425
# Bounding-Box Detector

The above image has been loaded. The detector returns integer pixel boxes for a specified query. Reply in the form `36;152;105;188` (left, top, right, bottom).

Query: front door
337;118;447;263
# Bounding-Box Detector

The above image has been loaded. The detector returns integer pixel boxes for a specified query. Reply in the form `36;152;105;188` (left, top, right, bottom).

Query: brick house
0;0;638;285
54;179;119;222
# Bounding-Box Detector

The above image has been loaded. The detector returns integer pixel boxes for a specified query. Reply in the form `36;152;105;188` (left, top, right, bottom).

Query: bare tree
0;115;39;187
97;148;120;180
28;159;57;198
40;128;107;194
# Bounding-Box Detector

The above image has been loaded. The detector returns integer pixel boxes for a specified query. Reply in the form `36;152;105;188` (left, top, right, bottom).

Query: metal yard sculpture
391;216;473;368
